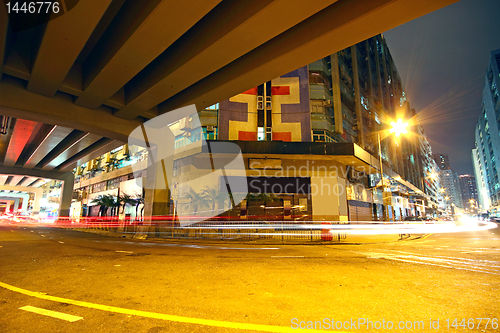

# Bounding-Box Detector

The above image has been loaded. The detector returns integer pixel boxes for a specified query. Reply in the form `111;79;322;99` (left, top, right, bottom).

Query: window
258;127;265;141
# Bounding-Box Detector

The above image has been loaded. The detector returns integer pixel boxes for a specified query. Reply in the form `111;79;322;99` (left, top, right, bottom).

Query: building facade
473;49;500;215
433;154;451;170
71;35;435;222
438;169;462;212
458;174;478;213
197;34;426;220
418;123;441;212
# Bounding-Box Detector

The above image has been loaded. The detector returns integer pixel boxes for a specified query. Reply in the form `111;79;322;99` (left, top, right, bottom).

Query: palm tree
201;187;234;215
118;193;136;215
90;195;110;217
101;194;118;217
133;192;145;221
183;188;208;216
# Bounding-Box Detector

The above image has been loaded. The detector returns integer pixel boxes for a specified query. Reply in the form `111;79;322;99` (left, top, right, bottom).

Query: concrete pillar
32;192;41;215
58;172;75;217
21;194;28;212
13;198;19;212
310;176;348;221
143;158;171;224
6;200;13;213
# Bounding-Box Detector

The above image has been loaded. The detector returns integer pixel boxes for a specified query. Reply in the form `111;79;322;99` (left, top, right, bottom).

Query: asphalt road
0;223;499;332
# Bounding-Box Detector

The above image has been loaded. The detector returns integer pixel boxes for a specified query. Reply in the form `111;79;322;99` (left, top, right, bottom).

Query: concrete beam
27;0;113;97
75;0;221;109
114;0;337;119
0;165;74;216
0;76;141;141
158;0;458;113
0;185;42;214
0;194;30;213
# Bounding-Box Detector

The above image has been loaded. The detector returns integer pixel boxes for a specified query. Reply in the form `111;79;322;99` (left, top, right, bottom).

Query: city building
198;34;426;220
458;174;478;213
70;34;435;222
438;169;462;213
417;122;441;213
433;153;451;170
473;49;500;215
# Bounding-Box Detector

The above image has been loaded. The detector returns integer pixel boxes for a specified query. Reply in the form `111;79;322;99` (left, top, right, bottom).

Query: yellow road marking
19;305;83;322
0;281;334;332
271;256;305;258
115;250;133;254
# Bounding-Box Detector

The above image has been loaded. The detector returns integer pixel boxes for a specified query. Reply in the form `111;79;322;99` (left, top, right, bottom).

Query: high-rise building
433;153;451;170
200;34;428;220
459;174;478;213
418;122;441;212
439;169;463;211
473;49;500;214
71;34;437;222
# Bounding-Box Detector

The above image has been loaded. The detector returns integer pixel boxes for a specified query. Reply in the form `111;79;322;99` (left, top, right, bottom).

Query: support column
33;193;41;215
21;194;28;212
310;176;348;221
143;157;171;225
58;172;75;217
13;198;19;213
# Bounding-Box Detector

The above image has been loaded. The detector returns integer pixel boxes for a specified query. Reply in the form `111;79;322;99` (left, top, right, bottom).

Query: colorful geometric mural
271;66;311;142
218;66;311;142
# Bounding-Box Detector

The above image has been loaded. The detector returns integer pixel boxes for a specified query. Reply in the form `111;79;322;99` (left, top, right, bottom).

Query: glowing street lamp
389;119;409;137
377;118;409;221
428;172;438;180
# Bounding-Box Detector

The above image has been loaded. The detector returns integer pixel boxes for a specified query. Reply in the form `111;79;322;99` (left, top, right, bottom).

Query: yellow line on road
19;305;83;322
0;281;335;332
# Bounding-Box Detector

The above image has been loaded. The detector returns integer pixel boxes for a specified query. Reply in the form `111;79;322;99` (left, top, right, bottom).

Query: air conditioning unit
206;126;215;132
257;96;264;110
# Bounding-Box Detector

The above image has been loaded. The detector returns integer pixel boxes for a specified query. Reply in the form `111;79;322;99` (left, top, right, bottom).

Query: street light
377;118;409;221
428;172;438;180
389;119;409;137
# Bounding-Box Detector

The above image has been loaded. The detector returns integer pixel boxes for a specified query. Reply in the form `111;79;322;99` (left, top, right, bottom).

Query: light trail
4;217;497;237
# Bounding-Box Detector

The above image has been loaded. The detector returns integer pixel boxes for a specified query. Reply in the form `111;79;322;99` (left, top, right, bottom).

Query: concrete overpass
0;0;458;216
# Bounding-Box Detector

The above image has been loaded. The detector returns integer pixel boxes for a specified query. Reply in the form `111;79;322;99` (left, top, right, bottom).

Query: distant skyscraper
473;49;500;213
459;174;478;212
433;153;450;170
439;169;463;209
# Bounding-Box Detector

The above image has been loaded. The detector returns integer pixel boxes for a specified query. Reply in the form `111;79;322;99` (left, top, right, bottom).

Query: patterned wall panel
219;66;311;142
271;66;311;142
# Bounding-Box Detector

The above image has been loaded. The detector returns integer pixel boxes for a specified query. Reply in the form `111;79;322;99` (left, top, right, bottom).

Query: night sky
383;0;500;175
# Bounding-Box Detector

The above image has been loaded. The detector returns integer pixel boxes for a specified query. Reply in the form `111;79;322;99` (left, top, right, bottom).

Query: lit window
258;127;265;141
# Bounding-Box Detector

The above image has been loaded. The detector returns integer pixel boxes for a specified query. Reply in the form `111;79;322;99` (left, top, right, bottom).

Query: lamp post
377;118;408;221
